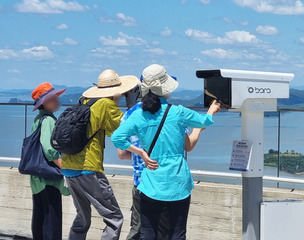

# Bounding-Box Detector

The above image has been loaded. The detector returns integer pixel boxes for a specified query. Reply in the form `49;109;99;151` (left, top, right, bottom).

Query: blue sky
1;0;304;90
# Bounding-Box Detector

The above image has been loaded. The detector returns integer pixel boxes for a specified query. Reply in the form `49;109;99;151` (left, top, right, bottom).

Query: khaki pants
66;172;123;240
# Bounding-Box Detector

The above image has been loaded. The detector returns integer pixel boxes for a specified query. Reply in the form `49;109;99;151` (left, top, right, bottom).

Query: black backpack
51;98;99;155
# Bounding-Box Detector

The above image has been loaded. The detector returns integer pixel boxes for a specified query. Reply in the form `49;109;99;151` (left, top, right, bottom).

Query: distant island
264;149;304;174
5;87;205;107
9;98;32;104
3;86;304;109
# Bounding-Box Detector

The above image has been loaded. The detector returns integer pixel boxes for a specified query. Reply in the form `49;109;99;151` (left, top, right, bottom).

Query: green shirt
30;109;70;196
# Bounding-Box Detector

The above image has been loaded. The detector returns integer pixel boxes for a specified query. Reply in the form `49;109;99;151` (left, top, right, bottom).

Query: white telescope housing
196;69;294;110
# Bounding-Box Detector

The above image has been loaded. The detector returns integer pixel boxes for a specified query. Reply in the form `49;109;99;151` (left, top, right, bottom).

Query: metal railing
1;102;304;187
2;156;304;185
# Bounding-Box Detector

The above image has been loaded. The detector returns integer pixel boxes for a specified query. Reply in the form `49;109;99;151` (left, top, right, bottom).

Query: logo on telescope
248;87;271;94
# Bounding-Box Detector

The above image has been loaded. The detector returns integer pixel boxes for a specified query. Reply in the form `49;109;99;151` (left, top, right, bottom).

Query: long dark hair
142;90;161;114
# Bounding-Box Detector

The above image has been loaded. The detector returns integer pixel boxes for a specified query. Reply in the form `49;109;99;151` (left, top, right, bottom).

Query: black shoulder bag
19;115;63;179
147;104;172;156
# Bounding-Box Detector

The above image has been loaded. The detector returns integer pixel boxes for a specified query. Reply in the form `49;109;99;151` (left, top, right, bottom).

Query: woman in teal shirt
111;64;220;240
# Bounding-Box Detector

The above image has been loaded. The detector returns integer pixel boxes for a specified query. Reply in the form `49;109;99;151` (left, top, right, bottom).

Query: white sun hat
83;69;139;98
141;64;179;97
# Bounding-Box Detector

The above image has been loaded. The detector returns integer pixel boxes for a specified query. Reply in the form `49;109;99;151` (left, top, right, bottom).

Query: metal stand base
242;177;263;240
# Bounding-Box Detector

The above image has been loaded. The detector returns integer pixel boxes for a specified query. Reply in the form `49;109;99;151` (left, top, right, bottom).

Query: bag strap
78;97;99;107
84;98;101;140
148;104;172;156
37;115;52;129
33;115;53;137
86;98;99;107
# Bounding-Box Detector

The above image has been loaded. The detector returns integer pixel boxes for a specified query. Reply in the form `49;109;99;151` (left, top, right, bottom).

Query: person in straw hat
112;64;220;240
61;69;139;240
30;82;70;240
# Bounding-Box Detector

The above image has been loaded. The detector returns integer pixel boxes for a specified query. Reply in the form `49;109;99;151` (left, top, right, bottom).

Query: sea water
0;105;303;189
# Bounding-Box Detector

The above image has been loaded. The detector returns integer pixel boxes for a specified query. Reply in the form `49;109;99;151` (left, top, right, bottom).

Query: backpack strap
83;98;101;140
78;97;99;107
86;98;100;107
77;97;85;105
147;104;172;156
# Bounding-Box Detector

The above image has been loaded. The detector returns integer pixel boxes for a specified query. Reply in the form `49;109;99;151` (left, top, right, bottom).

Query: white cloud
115;49;130;54
201;48;240;59
116;13;137;26
145;48;166;55
225;31;258;43
243;50;264;60
256;25;279;35
272;52;289;61
51;41;62;46
15;0;88;14
7;69;21;73
22;46;54;59
265;48;277;53
99;32;146;47
232;0;304;15
0;49;19;60
201;48;265;60
51;37;78;46
0;46;54;61
90;47;130;58
300;37;304;43
185;29;214;42
56;23;69;29
145;48;178;56
100;13;137;27
185;29;259;45
193;57;203;63
63;37;78;45
161;27;172;37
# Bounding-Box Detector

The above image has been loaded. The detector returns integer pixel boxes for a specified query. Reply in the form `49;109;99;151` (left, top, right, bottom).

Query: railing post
277;110;281;188
25;104;28;138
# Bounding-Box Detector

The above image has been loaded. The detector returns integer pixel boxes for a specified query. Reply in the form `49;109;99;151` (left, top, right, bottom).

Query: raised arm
184;101;220;128
184;128;205;152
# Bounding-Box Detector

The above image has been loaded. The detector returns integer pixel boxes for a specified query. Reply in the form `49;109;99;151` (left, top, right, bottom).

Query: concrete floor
1;167;304;240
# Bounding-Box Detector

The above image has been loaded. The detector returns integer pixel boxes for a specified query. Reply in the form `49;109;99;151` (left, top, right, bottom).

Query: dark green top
30;109;70;196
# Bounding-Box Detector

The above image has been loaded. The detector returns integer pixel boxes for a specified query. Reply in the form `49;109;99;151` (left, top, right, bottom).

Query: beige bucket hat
83;69;139;98
141;64;179;97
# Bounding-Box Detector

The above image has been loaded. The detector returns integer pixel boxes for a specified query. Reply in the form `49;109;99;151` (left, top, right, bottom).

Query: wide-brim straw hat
31;82;66;111
141;64;179;97
83;69;139;98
